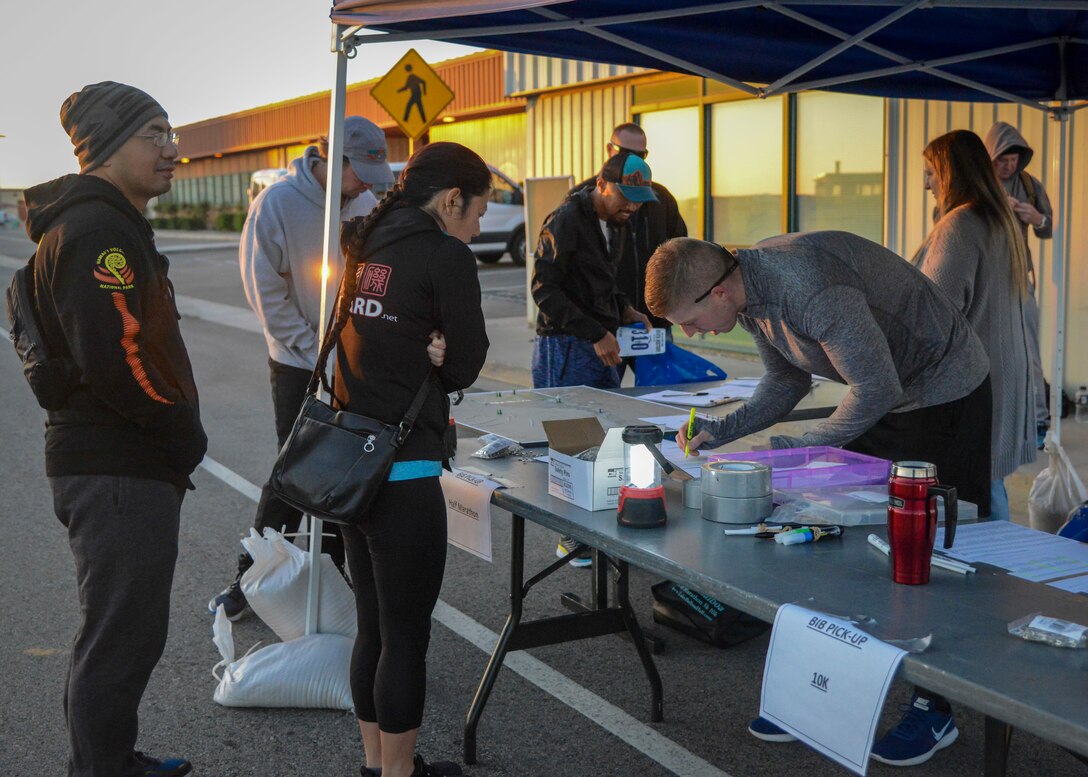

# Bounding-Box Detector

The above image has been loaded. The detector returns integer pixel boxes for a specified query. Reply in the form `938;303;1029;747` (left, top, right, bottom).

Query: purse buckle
395;420;412;445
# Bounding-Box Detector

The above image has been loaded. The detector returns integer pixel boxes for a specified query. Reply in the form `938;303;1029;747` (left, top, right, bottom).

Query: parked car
385;161;526;266
247;168;289;205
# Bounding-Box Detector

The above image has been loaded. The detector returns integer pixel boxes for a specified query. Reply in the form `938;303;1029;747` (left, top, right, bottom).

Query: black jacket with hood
24;174;207;489
571;177;687;329
531;188;631;341
333;205;489;463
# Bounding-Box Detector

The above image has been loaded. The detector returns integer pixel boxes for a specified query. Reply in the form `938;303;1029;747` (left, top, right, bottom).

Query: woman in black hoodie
337;142;491;777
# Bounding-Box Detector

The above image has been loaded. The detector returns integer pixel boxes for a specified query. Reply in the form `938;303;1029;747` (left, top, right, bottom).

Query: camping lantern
618;425;668;528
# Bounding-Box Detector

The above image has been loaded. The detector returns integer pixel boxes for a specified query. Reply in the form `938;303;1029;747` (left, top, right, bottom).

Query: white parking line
197;455;732;777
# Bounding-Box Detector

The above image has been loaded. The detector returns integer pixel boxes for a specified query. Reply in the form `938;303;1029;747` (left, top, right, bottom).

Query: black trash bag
651;580;770;649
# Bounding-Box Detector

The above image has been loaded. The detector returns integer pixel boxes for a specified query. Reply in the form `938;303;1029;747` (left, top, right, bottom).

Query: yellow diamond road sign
371;49;455;141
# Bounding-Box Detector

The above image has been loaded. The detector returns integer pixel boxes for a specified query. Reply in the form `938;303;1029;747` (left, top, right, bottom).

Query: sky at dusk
0;2;480;189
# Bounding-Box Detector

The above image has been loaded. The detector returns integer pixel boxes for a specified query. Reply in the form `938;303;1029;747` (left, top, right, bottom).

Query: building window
710;97;784;247
795;91;884;243
637;106;701;233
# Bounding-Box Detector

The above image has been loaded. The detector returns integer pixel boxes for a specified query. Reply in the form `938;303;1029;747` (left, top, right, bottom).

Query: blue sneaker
137;752;192;776
748;716;798;742
870;694;958;766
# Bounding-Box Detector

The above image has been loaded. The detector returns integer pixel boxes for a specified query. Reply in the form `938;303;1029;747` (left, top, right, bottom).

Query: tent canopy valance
331;1;1088;114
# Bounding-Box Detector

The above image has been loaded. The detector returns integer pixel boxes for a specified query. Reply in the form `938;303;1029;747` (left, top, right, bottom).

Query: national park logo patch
94;248;135;290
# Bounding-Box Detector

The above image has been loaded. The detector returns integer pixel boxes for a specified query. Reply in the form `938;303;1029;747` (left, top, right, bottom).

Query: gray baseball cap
343;116;395;186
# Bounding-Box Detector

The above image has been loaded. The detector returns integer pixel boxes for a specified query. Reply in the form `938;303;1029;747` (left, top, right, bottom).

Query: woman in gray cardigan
914;129;1035;522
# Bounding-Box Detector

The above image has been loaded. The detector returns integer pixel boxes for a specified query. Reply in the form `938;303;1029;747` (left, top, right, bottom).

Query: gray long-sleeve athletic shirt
697;231;989;450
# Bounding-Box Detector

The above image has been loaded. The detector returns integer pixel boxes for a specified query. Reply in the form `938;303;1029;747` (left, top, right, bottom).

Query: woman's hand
427;330;447;367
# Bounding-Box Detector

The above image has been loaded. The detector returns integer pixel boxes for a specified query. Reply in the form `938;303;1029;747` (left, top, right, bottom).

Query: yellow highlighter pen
685;407;696;458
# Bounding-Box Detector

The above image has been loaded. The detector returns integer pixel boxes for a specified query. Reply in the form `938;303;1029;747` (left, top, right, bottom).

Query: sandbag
1028;438;1088;533
239;528;357;641
211;608;353;710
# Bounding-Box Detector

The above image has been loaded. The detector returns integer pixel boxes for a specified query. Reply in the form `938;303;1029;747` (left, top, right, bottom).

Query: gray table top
456;444;1088;758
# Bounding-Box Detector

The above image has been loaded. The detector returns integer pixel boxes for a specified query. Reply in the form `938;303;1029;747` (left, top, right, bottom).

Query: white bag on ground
1028;438;1088;533
212;607;353;710
239;528;357;641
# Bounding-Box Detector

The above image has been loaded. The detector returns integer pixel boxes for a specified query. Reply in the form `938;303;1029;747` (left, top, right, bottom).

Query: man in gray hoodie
209;116;394;620
985;121;1053;447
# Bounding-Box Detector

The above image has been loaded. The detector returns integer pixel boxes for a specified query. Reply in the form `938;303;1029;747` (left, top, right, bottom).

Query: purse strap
308;249;436;447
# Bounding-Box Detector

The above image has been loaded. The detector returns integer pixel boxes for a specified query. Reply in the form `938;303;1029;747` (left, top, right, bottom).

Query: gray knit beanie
60;81;168;173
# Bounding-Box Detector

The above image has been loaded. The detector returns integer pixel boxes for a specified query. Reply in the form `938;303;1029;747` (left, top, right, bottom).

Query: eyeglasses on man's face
137;130;180;148
693;248;739;304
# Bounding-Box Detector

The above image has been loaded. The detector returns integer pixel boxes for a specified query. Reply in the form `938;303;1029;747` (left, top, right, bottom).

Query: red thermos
887;462;958;585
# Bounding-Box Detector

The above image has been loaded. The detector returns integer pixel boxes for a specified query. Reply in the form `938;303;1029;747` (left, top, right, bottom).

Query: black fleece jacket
333;206;489;462
531;188;630;341
571;178;687;329
24;175;207;489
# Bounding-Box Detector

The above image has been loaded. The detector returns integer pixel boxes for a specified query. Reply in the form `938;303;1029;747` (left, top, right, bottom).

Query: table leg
615;559;664;722
464;514;526;764
983;716;1012;777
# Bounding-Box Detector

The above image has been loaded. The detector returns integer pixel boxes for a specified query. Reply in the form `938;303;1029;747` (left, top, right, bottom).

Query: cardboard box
617;325;667;357
541;417;626;511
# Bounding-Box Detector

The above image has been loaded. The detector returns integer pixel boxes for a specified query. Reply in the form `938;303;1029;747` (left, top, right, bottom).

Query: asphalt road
0;227;1082;776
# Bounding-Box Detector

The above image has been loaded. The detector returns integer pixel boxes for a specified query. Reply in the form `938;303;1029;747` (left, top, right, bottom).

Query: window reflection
637;107;701;232
711;98;783;247
796;92;884;242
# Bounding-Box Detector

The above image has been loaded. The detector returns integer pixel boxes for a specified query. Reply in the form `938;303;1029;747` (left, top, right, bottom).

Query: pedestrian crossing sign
371;49;455;140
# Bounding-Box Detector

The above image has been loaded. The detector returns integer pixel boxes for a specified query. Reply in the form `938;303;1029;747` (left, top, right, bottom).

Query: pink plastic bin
706;446;891;490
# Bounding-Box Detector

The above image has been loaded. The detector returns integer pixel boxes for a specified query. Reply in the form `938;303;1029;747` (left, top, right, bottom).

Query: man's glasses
137;130;180;148
693;247;739;303
608;142;648;160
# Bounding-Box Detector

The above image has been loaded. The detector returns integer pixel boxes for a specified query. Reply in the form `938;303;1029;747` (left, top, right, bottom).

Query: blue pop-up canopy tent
301;0;1087;631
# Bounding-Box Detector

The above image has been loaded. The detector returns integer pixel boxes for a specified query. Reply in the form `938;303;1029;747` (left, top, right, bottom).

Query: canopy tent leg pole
304;24;352;637
1048;109;1071;448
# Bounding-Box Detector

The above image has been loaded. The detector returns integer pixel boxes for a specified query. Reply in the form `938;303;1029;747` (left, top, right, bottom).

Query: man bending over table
647;231;994;767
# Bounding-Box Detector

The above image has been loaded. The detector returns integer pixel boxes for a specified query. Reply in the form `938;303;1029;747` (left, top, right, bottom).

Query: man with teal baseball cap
531;149;657;393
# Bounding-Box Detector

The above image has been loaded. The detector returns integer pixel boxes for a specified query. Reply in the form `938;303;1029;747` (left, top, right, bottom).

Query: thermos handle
928;484;958;548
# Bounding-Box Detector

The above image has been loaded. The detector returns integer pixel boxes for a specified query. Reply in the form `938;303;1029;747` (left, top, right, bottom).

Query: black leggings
341;475;447;733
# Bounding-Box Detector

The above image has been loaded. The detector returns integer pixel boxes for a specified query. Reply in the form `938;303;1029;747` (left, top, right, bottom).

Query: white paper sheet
1049;574;1088;593
638;414;696;429
935;521;1088;582
761;605;906;776
442;468;499;562
637;390;741;408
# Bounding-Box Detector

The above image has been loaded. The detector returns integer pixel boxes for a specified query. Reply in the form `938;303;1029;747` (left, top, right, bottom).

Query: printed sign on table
441;467;499;562
760;604;907;775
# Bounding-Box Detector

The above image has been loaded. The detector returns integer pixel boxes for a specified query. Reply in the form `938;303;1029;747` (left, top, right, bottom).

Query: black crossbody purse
269;262;433;526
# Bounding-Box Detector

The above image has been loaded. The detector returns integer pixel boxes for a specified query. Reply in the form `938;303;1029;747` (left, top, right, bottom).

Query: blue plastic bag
635;341;727;386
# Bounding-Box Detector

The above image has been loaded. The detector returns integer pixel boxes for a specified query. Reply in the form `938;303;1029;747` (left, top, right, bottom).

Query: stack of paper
935;521;1088;590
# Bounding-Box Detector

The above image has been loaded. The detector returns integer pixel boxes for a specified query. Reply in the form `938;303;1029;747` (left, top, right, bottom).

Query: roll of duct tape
701;460;772;499
683;477;702;509
701;492;775;524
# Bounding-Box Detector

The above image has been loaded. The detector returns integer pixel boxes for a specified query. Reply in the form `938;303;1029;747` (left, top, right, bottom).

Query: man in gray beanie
20;81;205;777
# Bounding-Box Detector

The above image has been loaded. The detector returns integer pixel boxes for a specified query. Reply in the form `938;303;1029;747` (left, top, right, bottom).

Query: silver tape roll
701;460;772;499
701;492;774;524
683;477;702;509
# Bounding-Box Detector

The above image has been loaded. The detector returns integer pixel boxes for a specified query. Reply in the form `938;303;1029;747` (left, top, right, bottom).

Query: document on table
638;389;740;407
1049;574;1088;594
659;439;705;478
761;604;906;776
441;467;500;563
935;521;1088;585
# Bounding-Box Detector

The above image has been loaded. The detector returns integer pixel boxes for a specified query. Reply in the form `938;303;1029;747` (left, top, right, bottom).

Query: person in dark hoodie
23;82;206;777
337;141;490;777
985;121;1054;448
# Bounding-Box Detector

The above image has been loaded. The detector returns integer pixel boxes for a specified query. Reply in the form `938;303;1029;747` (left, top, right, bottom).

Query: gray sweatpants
50;475;184;777
1025;285;1049;427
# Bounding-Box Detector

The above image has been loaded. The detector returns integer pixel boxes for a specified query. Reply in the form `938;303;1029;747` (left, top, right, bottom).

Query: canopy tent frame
306;0;1085;628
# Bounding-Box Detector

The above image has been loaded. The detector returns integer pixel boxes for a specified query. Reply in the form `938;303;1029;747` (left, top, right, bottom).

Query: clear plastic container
770;484;978;526
707;446;891;490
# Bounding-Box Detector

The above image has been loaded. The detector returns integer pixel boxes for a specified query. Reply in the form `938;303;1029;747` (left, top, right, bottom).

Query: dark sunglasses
693;247;739;303
609;142;648;160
